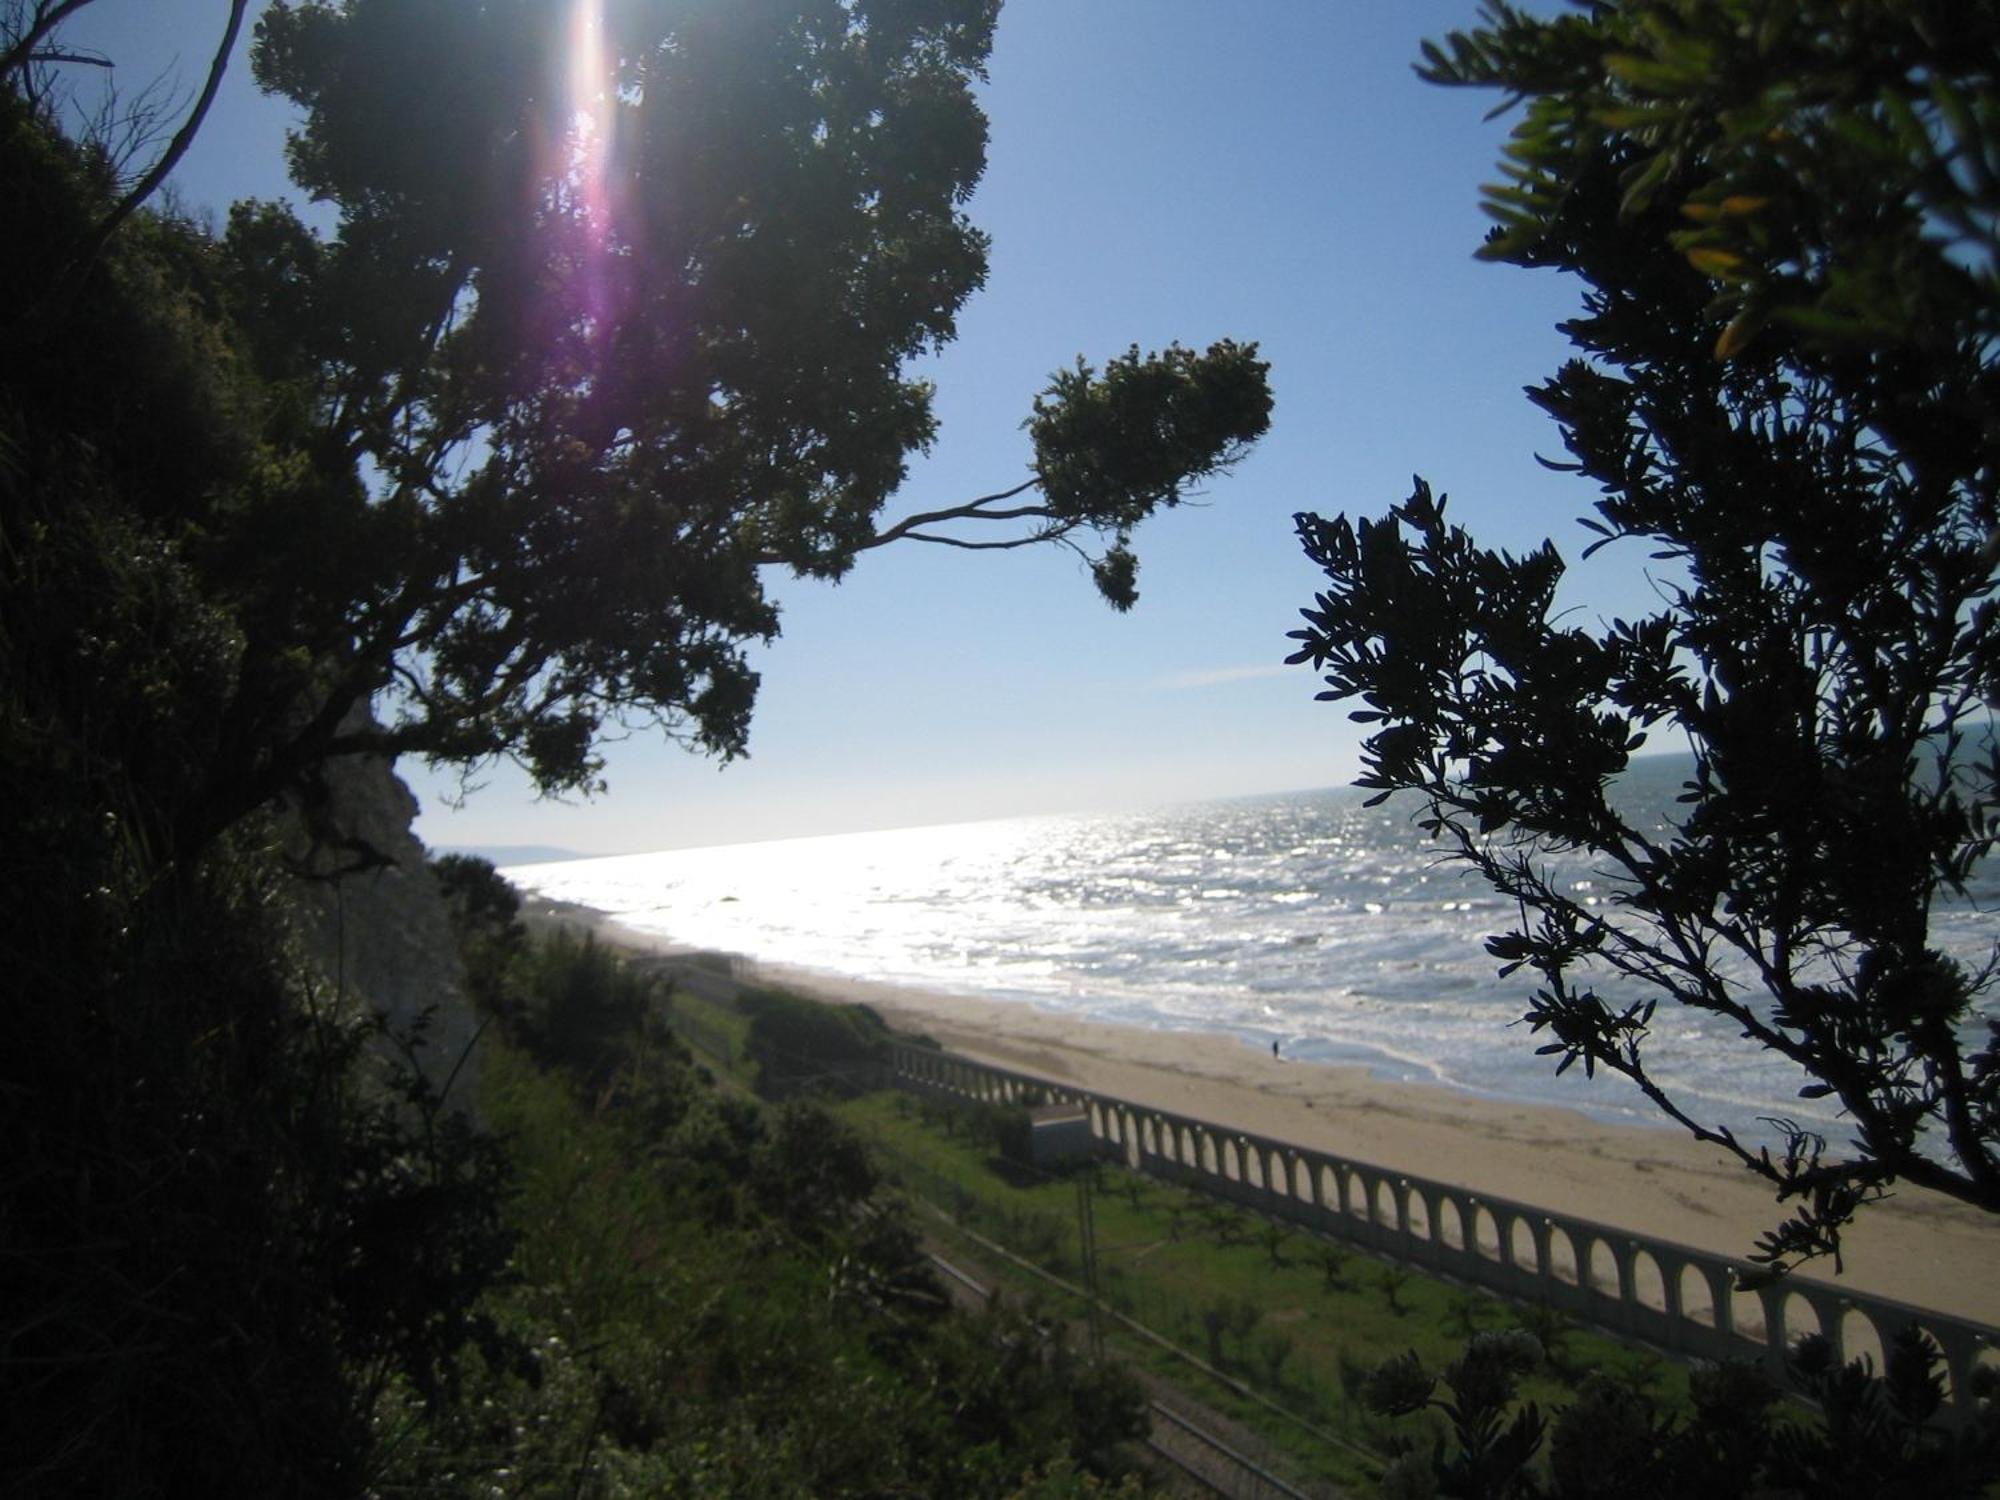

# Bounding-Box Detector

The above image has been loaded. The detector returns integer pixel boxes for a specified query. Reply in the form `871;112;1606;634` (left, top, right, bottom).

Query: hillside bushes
415;865;1153;1494
740;984;896;1099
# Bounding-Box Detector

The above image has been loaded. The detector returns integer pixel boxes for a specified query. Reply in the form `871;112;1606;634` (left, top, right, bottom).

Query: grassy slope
368;926;1165;1498
833;1089;1694;1494
660;975;1693;1492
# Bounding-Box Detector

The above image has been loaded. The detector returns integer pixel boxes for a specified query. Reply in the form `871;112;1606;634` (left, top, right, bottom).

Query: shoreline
533;897;2000;1330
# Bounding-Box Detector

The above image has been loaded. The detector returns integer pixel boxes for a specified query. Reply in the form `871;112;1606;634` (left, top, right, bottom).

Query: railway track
925;1252;1334;1499
1144;1400;1319;1500
660;994;1355;1498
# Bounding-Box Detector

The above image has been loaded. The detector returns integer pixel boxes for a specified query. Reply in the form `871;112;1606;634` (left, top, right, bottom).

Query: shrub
740;985;894;1099
1366;1324;2000;1500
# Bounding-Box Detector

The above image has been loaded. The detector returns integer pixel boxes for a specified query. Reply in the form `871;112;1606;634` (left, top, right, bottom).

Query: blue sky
65;0;1635;855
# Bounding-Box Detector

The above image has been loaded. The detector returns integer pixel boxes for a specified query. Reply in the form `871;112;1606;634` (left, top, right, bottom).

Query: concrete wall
887;1042;1997;1427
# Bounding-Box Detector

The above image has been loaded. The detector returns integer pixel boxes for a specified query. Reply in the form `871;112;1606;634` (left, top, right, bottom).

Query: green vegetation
739;983;898;1099
828;1086;1684;1494
0;2;1265;1490
1360;1323;2000;1500
663;978;756;1072
13;1;1997;1490
0;73;511;1486
1289;0;2000;1271
813;1046;2000;1498
379;874;1159;1495
21;0;1271;821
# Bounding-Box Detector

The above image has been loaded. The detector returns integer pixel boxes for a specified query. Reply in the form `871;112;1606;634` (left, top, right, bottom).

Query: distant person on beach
1272;1039;1280;1059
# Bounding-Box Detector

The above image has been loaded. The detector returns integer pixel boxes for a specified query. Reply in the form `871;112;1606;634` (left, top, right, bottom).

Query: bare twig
74;0;248;257
0;0;101;83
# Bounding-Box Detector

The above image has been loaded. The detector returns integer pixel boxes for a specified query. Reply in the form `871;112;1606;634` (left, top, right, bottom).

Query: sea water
505;756;1997;1148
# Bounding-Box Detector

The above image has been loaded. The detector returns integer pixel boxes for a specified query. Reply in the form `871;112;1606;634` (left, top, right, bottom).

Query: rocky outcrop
284;737;481;1112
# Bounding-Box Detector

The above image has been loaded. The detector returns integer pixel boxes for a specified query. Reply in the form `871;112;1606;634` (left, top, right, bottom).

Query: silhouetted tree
198;0;1265;836
6;0;1270;855
0;3;1260;1492
1290;0;2000;1272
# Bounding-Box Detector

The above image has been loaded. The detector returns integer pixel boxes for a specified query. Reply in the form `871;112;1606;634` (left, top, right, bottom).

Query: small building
1028;1103;1095;1168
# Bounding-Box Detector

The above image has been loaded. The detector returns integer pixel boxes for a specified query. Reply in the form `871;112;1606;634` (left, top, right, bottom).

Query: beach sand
542;900;2000;1331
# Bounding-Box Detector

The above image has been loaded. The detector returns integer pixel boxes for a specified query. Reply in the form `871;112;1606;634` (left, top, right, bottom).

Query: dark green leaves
1289;478;1647;845
1029;339;1273;530
233;2;1268;792
1292;0;2000;1271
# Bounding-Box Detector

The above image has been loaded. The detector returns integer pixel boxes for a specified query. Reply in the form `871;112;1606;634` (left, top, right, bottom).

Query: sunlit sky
69;0;1635;856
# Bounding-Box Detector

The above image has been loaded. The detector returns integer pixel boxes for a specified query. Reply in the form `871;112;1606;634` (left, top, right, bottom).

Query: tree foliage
404;899;1154;1497
0;2;1262;1491
1364;1326;2000;1500
8;0;1269;848
1289;0;2000;1271
216;0;1266;818
740;983;897;1099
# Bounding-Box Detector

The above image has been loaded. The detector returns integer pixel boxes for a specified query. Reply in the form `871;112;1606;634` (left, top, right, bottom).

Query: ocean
504;756;1997;1148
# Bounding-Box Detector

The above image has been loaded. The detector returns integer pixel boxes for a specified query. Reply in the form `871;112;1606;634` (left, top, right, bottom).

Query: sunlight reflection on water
511;762;1996;1146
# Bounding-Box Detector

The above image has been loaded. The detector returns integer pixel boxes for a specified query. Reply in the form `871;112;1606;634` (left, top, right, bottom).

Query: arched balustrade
1433;1195;1462;1251
1585;1236;1624;1300
1629;1249;1667;1317
1265;1147;1290;1198
1339;1168;1369;1223
1405;1190;1434;1244
1970;1343;2000;1404
1508;1216;1542;1275
883;1041;1996;1428
1832;1312;1880;1376
1472;1204;1503;1262
1680;1264;1721;1329
1729;1283;1770;1347
1543;1223;1579;1287
1780;1290;1828;1352
1363;1176;1387;1233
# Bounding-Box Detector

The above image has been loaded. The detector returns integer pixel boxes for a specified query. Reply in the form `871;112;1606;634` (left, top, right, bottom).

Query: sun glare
559;0;619;338
566;0;611;179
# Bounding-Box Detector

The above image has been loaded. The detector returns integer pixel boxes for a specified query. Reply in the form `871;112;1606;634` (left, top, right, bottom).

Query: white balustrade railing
886;1041;1997;1427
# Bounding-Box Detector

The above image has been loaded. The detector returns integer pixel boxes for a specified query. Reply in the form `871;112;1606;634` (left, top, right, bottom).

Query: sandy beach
544;900;2000;1331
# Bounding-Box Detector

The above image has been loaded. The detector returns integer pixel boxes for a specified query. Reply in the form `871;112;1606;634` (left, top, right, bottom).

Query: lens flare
567;0;610;191
559;0;620;348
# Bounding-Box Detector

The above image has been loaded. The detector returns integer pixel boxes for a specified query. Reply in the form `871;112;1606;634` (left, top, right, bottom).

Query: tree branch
74;0;247;258
863;477;1045;545
754;476;1064;567
0;0;99;82
892;529;1062;552
27;48;108;67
